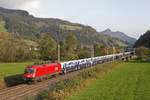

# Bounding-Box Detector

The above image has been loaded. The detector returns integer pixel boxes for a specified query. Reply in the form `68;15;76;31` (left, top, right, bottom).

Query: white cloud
0;0;41;15
21;0;40;16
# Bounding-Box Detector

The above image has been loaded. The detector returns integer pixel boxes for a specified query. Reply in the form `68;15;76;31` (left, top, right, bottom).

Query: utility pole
128;48;131;52
112;46;115;61
88;25;94;59
58;44;60;62
91;45;94;58
56;23;61;62
107;47;109;55
123;47;125;53
133;48;136;57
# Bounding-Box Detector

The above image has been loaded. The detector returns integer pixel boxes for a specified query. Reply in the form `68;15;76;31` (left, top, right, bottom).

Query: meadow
0;62;32;88
68;61;150;100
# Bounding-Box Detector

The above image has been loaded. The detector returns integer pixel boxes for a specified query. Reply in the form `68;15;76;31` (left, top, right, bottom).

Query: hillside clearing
68;61;150;100
0;20;7;32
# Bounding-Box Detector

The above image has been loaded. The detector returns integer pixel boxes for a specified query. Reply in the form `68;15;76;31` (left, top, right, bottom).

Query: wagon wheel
75;66;78;70
78;66;80;70
33;78;37;84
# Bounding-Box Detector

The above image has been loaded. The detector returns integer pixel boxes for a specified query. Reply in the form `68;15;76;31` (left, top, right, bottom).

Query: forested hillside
0;7;127;47
134;31;150;48
0;7;130;62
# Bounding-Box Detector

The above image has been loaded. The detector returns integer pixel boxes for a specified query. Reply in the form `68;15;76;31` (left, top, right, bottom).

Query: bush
136;47;149;61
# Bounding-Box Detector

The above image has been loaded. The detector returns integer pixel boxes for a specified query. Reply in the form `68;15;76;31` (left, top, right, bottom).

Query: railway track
0;52;133;100
0;72;78;100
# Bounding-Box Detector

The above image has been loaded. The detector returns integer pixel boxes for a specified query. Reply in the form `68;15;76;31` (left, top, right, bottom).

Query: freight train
23;52;132;82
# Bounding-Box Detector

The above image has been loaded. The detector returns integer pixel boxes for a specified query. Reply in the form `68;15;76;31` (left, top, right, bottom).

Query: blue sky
0;0;150;38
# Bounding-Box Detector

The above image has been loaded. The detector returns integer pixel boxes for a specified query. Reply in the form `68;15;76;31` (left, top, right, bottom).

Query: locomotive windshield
24;68;35;74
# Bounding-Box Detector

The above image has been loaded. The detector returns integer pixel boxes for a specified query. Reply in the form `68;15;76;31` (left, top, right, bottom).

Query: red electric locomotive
23;63;62;82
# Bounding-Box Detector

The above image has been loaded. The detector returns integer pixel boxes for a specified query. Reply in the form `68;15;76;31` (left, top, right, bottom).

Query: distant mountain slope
0;7;127;47
134;31;150;48
99;29;136;46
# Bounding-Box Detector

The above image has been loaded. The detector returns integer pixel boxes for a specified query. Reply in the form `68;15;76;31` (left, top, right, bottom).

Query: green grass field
68;61;150;100
60;24;82;31
0;62;32;81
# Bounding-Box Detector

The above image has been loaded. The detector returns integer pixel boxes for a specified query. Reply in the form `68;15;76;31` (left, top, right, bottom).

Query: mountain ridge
99;28;136;46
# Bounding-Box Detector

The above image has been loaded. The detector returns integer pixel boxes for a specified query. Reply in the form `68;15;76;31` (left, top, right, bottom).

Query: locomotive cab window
24;68;35;74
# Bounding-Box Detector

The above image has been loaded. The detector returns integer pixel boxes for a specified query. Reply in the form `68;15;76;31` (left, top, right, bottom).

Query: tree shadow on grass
4;74;24;87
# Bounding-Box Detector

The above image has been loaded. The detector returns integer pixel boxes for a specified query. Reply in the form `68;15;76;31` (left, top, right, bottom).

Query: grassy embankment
27;62;120;100
68;61;150;100
0;62;32;89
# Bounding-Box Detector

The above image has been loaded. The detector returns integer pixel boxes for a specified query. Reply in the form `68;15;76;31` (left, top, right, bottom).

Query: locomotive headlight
26;74;31;77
